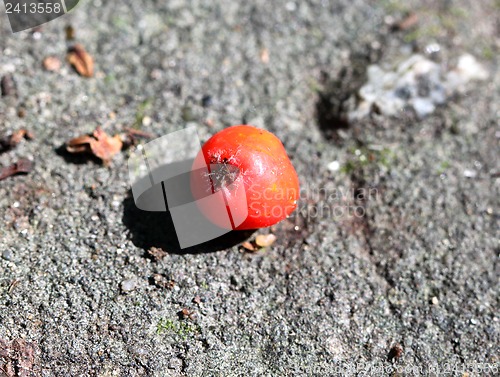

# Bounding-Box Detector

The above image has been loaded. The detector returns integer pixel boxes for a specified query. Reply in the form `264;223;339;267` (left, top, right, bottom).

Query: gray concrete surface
0;0;498;376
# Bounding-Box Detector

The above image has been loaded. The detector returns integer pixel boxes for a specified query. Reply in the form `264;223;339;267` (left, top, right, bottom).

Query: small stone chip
178;308;196;320
120;278;137;293
260;47;270;64
43;56;62;72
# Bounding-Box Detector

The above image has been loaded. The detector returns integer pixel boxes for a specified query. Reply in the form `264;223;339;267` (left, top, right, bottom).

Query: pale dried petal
255;234;277;248
67;44;94;77
241;241;255;251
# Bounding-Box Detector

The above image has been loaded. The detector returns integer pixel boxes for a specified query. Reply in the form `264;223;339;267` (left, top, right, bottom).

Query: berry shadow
122;160;255;254
122;194;255;254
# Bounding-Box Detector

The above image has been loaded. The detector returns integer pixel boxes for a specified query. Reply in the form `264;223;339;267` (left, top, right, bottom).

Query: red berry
191;125;299;230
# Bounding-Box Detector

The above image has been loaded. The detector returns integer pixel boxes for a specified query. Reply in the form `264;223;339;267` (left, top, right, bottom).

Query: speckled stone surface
0;0;498;376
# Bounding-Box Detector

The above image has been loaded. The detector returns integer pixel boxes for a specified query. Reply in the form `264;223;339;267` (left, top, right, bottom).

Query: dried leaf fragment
0;159;33;181
1;74;16;97
65;25;75;40
10;129;34;145
255;234;277;248
241;241;256;251
242;234;277;252
387;343;403;362
146;246;167;261
122;127;155;148
88;128;123;163
66;127;123;164
0;129;34;153
43;56;62;72
67;44;94;77
394;13;418;31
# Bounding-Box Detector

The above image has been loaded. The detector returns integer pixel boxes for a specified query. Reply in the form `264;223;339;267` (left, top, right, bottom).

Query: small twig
0;159;33;181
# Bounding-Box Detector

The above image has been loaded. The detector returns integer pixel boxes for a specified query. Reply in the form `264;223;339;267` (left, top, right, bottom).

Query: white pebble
463;169;477;178
327;161;340;171
121;279;137;293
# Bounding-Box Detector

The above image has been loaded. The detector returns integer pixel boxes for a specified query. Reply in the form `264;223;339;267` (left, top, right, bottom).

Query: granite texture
0;0;498;376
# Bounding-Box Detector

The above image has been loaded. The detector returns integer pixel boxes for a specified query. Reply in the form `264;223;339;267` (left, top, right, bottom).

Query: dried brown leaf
125;128;155;139
395;13;419;31
67;44;94;77
388;343;403;362
66;134;93;146
65;25;75;40
89;128;123;163
241;241;256;251
66;127;123;164
122;128;155;148
1;74;16;97
0;129;33;153
17;108;26;118
255;234;277;248
0;159;33;181
65;144;89;154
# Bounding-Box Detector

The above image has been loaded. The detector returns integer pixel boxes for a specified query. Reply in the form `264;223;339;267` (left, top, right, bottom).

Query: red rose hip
191;125;299;230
